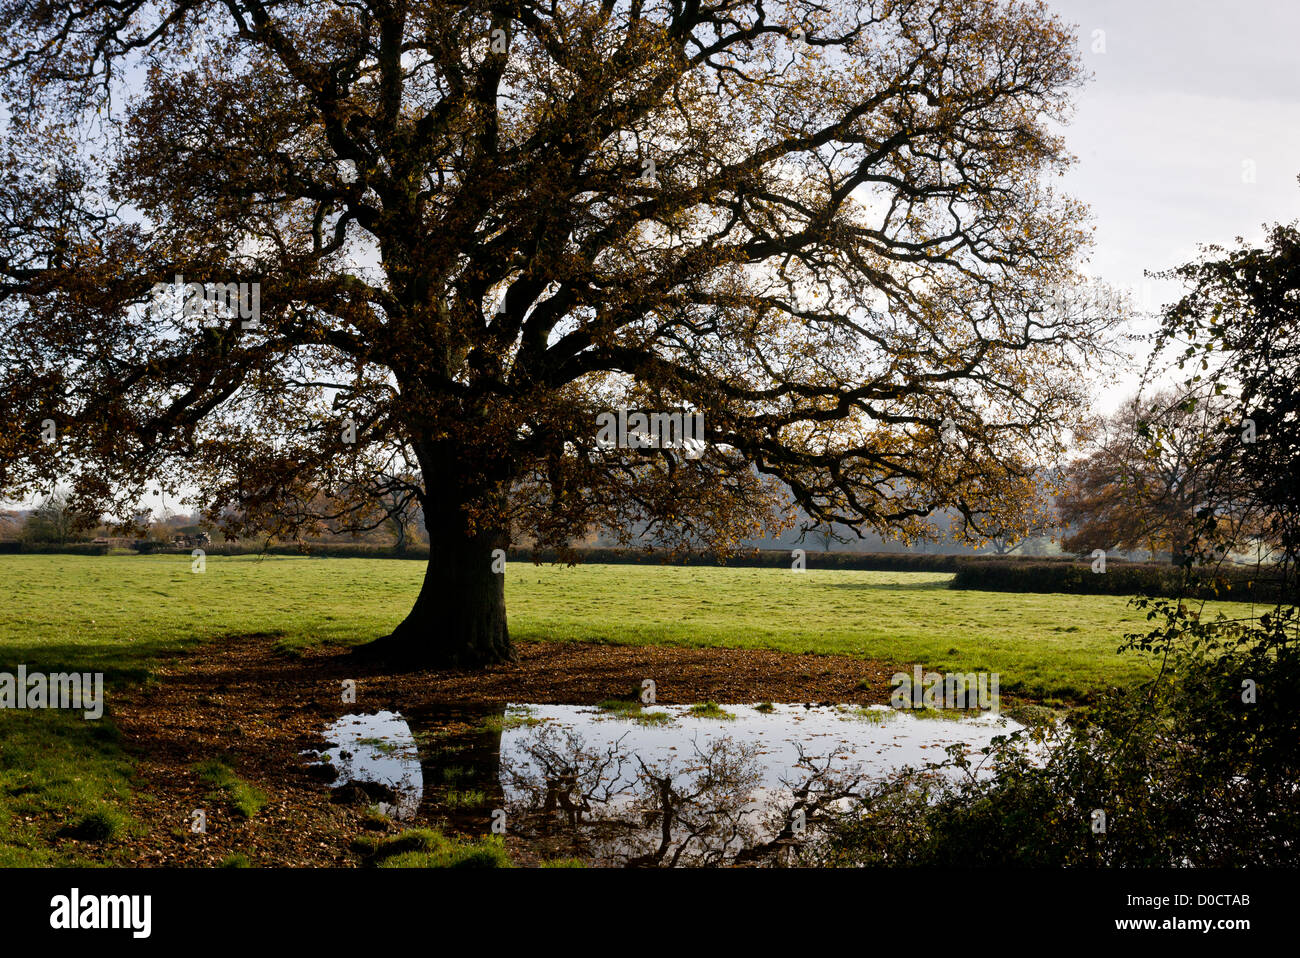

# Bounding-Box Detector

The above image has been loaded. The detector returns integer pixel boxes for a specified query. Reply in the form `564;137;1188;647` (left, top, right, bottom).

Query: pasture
1;552;1262;696
0;553;1263;865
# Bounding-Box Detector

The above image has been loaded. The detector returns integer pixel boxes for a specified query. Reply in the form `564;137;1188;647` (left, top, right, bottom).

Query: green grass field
1;553;1265;696
0;553;1266;864
506;563;1181;698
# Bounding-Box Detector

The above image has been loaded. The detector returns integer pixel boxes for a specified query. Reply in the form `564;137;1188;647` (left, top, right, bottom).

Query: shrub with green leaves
813;599;1300;867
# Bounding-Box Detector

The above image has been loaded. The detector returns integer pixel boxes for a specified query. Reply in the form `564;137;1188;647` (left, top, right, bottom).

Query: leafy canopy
0;0;1119;551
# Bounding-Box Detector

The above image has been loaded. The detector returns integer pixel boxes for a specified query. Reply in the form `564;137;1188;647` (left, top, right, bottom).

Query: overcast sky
1046;0;1300;405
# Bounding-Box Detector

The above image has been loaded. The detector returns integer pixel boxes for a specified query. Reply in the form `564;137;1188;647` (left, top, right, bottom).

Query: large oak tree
0;0;1118;665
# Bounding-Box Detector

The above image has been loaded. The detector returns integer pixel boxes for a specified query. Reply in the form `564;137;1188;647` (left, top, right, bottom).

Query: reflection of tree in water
503;726;636;827
317;711;425;819
502;725;869;867
406;704;509;820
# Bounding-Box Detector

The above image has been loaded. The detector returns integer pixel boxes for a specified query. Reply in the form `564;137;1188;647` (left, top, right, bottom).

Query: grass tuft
360;828;512;868
838;706;896;724
1003;703;1063;728
59;807;125;843
194;760;268;819
687;701;735;720
444;789;487;808
595;698;673;724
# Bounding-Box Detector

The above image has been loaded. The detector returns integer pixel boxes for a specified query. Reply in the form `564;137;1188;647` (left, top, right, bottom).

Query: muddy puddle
306;702;1029;864
499;702;1021;790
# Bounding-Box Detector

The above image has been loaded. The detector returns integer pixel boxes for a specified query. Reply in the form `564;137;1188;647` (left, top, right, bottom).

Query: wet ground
106;635;1033;866
304;702;1027;864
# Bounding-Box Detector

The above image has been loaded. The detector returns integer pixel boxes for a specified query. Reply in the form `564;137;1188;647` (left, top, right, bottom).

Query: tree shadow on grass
0;630;293;686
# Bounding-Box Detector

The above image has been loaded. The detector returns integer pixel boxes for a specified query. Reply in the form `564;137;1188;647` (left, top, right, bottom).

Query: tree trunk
358;494;513;668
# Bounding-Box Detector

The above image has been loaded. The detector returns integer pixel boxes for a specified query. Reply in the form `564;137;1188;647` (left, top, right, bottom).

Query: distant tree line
0;492;429;551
